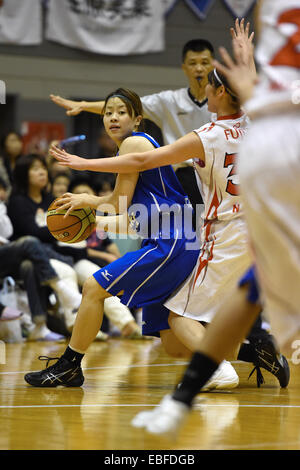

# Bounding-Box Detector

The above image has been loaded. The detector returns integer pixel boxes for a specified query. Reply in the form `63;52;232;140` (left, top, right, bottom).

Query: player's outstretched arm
50;94;104;116
50;145;90;170
50;132;203;174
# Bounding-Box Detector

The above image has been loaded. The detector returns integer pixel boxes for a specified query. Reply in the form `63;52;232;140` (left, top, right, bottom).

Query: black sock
172;352;219;407
61;346;85;366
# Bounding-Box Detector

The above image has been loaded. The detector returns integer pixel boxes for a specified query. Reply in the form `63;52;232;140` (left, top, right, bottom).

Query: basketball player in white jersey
127;0;298;436
222;0;300;350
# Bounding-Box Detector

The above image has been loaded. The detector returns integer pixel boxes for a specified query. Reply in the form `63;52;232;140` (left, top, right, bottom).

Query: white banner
222;0;256;19
46;0;176;55
0;0;42;45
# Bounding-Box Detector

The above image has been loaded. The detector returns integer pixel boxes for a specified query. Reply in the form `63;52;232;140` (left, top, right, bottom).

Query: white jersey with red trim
245;0;300;118
193;112;248;230
164;112;252;323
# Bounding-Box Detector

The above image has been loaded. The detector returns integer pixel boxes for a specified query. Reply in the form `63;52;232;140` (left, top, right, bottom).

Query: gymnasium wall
0;0;255;132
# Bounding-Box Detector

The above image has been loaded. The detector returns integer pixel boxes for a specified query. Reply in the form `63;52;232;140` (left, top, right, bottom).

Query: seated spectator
96;176;116;197
0;177;74;340
46;140;73;181
7;153;86;265
0;131;24;196
51;172;72;199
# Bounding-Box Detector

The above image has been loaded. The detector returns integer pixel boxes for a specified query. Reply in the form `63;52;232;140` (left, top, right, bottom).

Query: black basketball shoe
249;335;290;388
24;356;84;387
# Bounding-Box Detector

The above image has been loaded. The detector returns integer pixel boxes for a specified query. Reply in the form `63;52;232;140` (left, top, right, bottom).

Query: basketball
47;199;96;243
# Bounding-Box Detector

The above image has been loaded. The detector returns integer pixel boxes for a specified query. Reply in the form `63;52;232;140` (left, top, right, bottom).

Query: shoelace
38;355;61;369
248;365;265;388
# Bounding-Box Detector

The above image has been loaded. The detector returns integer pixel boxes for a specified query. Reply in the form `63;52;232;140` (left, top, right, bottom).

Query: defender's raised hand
50;144;89;170
50;94;85;116
213;44;255;105
230;18;256;81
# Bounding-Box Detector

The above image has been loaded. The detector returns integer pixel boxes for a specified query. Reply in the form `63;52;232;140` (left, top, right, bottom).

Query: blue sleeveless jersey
128;132;194;240
93;131;199;336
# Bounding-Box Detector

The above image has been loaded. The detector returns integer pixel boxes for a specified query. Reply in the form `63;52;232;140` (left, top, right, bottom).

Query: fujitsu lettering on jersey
224;123;246;141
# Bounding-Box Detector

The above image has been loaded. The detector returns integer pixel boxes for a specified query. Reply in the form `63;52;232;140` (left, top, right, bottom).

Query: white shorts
165;217;252;323
238;113;300;348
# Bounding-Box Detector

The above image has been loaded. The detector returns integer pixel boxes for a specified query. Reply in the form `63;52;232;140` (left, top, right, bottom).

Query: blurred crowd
0;129;143;343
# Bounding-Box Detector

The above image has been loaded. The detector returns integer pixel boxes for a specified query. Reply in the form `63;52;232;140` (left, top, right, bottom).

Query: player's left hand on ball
49;144;88;170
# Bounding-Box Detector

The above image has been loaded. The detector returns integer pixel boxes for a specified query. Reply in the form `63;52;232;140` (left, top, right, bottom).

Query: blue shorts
93;235;199;336
142;302;170;337
238;265;261;305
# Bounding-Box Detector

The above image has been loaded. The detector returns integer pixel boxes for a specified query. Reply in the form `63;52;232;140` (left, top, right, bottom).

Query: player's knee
82;276;105;301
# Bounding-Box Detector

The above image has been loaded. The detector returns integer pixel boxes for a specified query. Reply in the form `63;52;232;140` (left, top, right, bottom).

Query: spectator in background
0;175;23;323
46;140;73;181
96;175;116;197
68;177;97;197
6;153;85;331
51;172;72;199
0;131;24;195
0;175;68;340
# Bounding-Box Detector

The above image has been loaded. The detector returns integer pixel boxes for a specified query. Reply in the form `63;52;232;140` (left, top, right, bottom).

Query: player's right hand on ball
54;193;93;217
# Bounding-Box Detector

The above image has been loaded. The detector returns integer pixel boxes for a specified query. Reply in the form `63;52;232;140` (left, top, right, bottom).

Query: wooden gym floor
1;337;300;450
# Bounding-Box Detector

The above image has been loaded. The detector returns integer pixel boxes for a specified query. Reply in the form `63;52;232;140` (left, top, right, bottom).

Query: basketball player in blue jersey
24;87;205;388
